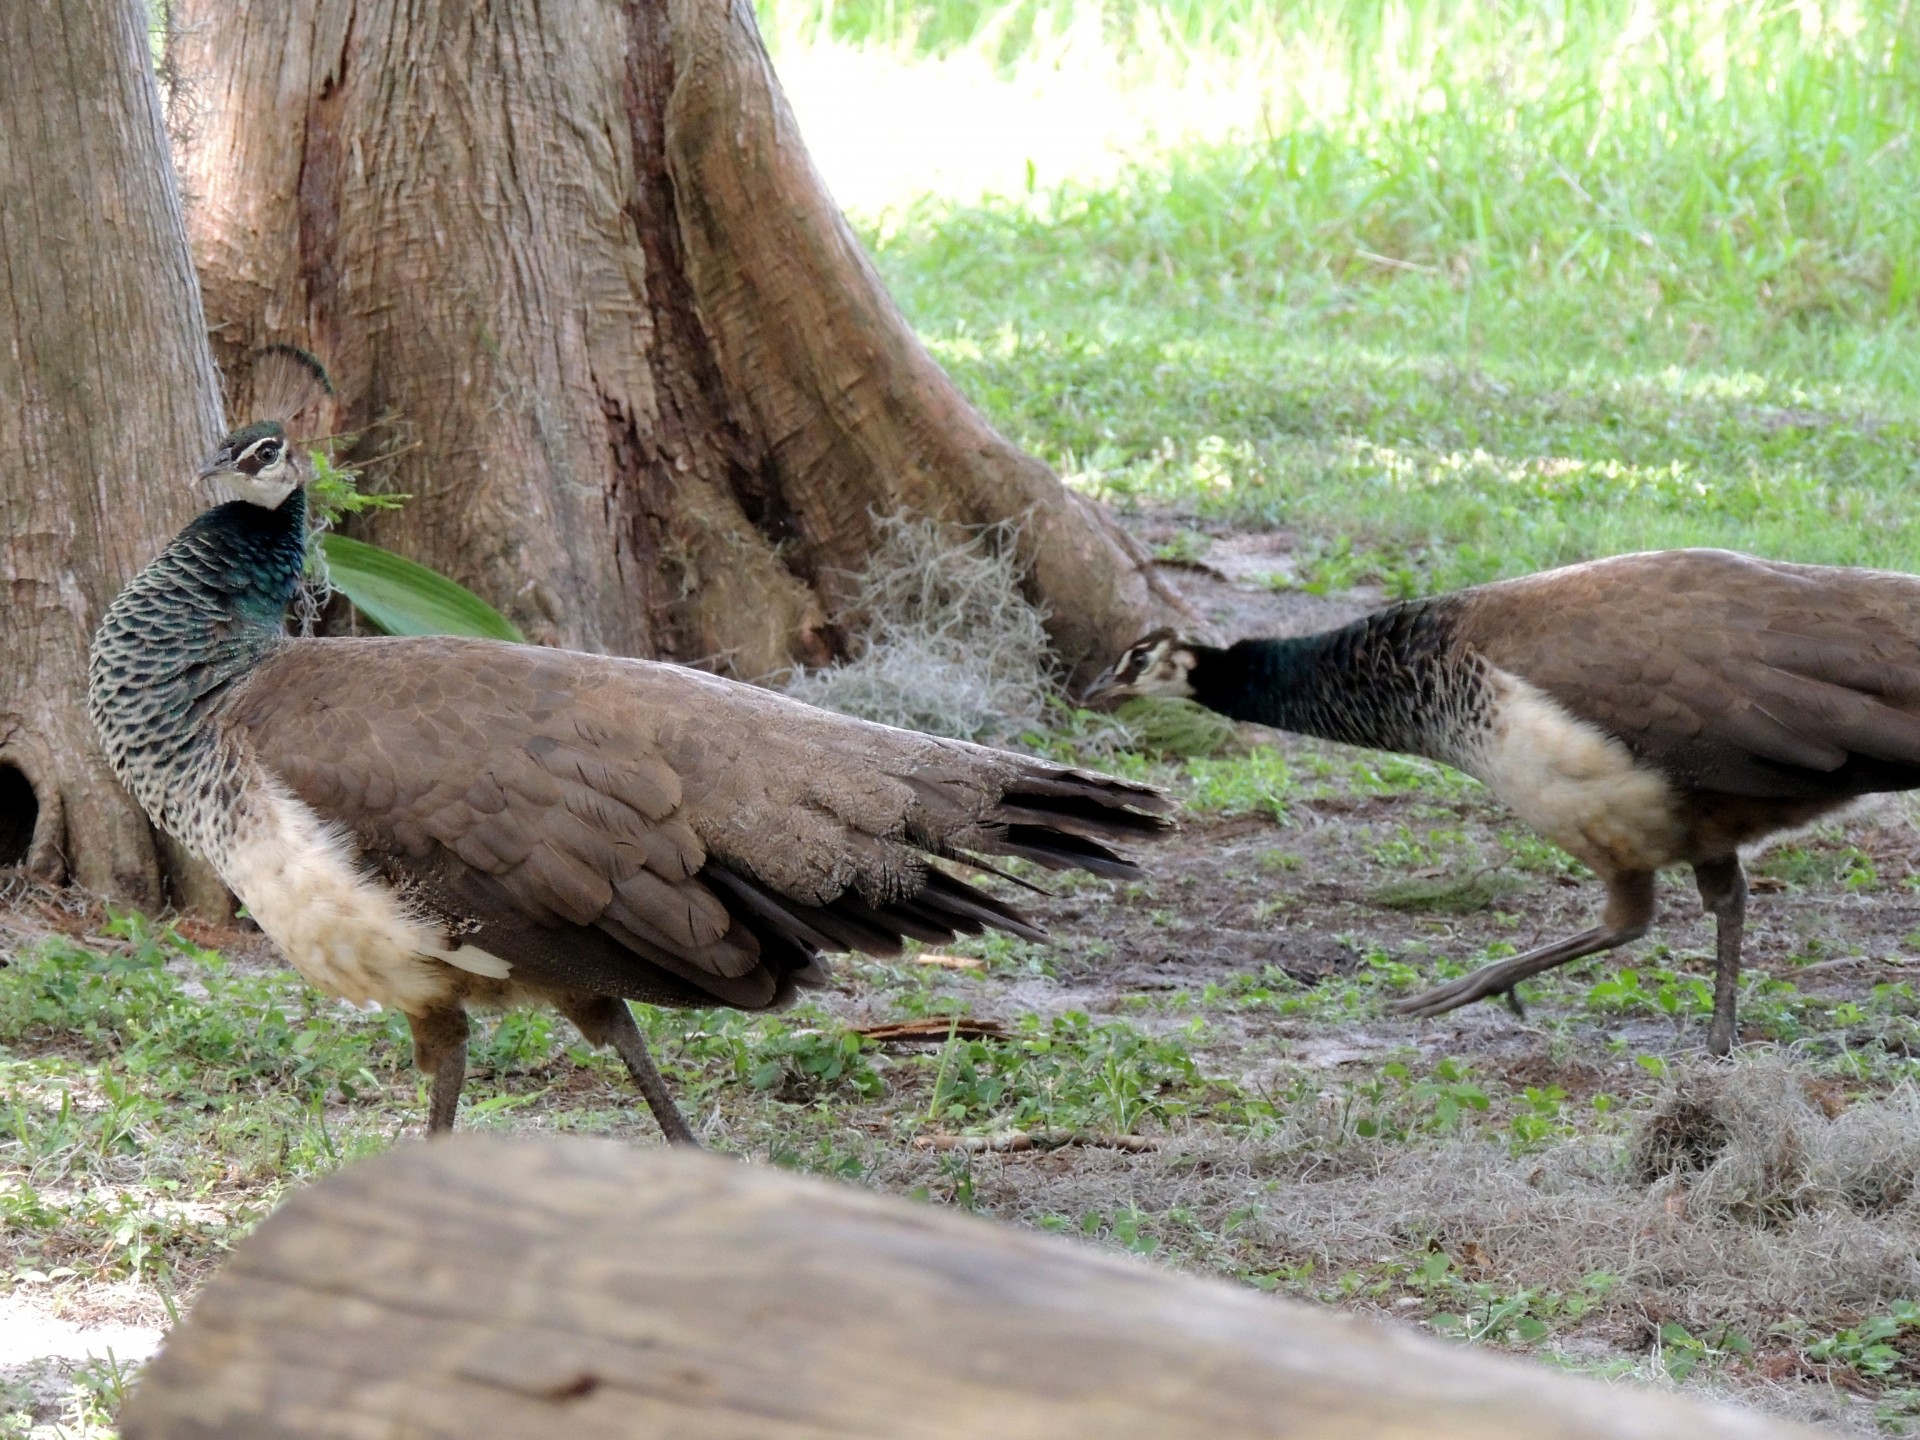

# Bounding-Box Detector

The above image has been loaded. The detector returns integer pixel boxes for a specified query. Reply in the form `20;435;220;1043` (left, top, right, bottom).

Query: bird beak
1078;664;1127;709
195;456;231;488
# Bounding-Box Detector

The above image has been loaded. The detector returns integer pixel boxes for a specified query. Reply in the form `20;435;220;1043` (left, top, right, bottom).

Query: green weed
0;917;405;1117
1807;1301;1920;1382
1586;966;1714;1023
922;1011;1210;1132
1757;841;1881;892
1180;748;1295;819
1368;870;1525;916
1653;1322;1756;1383
1424;1269;1622;1349
673;1008;888;1106
1346;1057;1490;1139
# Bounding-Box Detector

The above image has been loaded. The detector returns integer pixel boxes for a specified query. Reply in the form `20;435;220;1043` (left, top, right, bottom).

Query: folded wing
223;636;1171;1008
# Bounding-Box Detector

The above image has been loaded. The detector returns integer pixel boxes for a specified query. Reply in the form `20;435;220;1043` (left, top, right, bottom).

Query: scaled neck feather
88;489;311;819
125;486;311;642
1187;604;1478;761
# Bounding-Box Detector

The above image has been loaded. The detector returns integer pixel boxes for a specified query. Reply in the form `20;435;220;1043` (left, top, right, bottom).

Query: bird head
198;421;299;509
1082;628;1201;706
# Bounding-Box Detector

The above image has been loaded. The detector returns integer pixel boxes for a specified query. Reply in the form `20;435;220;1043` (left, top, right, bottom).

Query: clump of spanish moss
783;514;1057;743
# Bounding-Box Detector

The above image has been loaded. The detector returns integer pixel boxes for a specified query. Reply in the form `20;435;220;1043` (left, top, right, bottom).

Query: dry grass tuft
1633;1062;1817;1225
1633;1060;1920;1232
850;1055;1920;1435
0;870;108;957
1687;1071;1816;1225
784;513;1058;742
1821;1091;1920;1217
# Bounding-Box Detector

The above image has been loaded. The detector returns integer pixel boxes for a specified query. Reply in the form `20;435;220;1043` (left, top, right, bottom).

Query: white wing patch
214;772;511;1013
1462;668;1687;874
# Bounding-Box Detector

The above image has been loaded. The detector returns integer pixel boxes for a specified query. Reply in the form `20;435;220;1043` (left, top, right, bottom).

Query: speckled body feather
89;495;307;875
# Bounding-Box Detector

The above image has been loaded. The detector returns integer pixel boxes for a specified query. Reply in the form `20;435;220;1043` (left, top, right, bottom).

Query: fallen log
121;1135;1817;1439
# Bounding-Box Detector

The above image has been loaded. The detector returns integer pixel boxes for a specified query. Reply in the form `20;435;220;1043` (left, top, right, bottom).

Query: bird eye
215;433;291;482
236;438;285;475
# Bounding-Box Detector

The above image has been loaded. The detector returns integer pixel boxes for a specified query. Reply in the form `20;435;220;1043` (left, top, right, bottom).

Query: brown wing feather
1454;549;1920;797
221;636;1169;1010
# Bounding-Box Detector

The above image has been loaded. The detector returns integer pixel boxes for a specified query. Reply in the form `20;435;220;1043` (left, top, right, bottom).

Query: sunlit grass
767;0;1920;324
763;0;1920;582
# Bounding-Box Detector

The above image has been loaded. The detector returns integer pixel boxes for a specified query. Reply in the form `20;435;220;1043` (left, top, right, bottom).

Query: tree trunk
169;0;1184;683
121;1135;1821;1440
0;0;227;908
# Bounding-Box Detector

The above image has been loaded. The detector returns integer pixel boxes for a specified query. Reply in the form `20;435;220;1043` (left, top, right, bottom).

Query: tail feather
704;866;905;959
973;766;1172;877
678;754;1168;1001
988;824;1144;878
705;855;1052;972
1006;769;1174;814
913;868;1048;942
1005;773;1174;827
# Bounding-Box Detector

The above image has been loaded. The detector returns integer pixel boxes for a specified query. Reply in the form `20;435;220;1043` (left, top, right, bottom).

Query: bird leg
407;1007;471;1134
1391;870;1657;1020
562;995;701;1147
1693;855;1747;1057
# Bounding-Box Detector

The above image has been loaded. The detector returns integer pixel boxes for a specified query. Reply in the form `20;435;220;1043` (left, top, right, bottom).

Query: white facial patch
1159;648;1198;696
212;463;300;510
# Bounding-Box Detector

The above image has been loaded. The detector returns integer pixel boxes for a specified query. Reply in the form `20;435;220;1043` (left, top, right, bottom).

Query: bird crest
236;344;335;440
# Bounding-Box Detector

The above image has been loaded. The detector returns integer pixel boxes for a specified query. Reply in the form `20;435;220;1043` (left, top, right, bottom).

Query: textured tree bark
0;0;227;908
120;1135;1822;1440
170;0;1185;683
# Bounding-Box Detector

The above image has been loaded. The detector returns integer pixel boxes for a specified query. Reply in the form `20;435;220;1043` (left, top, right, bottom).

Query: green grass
765;0;1920;586
0;915;405;1291
10;874;1920;1430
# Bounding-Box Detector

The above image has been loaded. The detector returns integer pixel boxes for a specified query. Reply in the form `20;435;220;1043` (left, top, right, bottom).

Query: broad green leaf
317;533;524;642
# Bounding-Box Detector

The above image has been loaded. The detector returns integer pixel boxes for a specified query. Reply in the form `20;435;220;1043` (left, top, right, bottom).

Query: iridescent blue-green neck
88;489;310;827
1185;630;1404;746
114;485;310;645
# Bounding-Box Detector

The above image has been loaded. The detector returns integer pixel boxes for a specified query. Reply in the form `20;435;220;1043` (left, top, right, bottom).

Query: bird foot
1389;972;1517;1020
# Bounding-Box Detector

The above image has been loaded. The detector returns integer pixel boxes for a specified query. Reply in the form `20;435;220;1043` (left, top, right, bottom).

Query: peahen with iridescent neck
90;424;308;849
1086;553;1920;1056
89;422;1170;1145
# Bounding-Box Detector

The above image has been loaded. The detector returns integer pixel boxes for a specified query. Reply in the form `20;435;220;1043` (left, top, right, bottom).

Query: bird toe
1389;978;1499;1019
